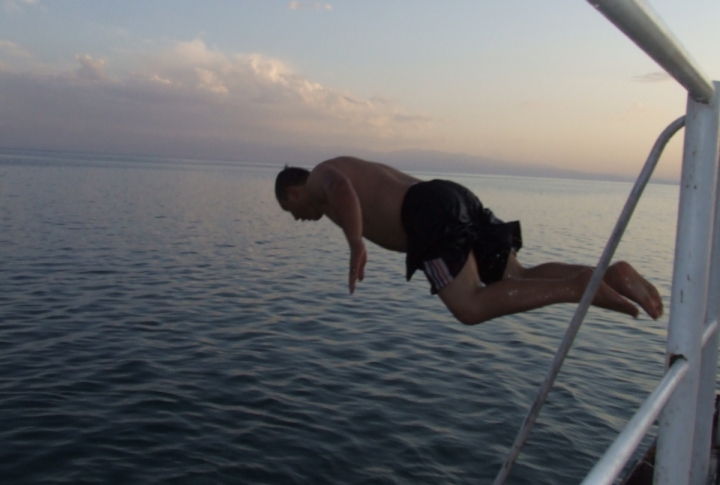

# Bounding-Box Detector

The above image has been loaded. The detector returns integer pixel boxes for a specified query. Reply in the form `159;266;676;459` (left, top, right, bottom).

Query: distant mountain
239;144;648;183
366;149;631;182
2;142;675;184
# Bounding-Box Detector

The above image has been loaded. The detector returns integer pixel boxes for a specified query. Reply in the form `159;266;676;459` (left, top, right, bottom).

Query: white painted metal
690;83;720;485
702;319;718;348
692;323;719;485
587;0;714;103
717;395;720;448
580;359;689;485
655;82;720;485
490;4;720;484
492;116;686;485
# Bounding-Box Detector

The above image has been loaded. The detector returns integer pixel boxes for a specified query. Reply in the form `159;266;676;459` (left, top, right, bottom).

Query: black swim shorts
401;179;522;294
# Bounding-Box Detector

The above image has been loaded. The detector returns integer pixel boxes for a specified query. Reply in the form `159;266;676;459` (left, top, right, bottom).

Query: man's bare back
305;157;418;252
275;157;664;324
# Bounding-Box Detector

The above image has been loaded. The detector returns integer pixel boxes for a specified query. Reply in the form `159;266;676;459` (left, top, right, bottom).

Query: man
275;156;663;325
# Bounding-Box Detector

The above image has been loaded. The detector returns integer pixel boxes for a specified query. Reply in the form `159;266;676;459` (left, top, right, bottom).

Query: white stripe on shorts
423;258;453;291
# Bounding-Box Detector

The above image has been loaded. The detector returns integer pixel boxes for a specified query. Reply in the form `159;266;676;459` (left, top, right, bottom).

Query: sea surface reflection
0;151;691;484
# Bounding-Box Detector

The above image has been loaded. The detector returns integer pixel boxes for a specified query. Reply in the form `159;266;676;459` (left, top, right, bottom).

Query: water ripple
0;157;686;484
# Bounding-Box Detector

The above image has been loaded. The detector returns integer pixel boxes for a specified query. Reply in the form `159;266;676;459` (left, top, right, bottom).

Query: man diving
275;156;663;325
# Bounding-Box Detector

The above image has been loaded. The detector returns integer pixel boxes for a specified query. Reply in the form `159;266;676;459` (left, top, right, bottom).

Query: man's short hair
275;165;310;202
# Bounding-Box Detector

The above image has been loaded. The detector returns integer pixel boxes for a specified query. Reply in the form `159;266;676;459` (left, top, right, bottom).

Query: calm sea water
0;150;689;484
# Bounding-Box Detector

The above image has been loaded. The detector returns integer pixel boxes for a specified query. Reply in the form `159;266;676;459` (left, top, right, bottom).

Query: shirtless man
275;156;663;325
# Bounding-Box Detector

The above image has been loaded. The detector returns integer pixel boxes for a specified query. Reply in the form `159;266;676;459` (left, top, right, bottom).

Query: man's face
279;188;323;221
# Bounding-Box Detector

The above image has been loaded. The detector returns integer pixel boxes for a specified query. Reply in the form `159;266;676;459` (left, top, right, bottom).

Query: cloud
394;114;432;123
0;40;36;72
0;38;431;158
3;0;40;12
0;40;31;58
74;54;107;81
288;2;332;11
194;67;228;94
633;71;671;83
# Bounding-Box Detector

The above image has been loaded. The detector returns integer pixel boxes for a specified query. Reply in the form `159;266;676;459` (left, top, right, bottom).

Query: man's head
275;165;322;221
275;166;309;202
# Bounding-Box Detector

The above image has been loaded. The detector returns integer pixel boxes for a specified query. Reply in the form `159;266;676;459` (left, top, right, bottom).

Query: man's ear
286;185;301;201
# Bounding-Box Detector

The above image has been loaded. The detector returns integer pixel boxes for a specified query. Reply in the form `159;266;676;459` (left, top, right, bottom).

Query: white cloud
289;2;332;11
194;67;228;94
74;54;107;81
3;0;40;12
0;38;432;158
0;40;37;73
0;40;31;58
633;71;671;83
148;74;171;85
129;39;430;137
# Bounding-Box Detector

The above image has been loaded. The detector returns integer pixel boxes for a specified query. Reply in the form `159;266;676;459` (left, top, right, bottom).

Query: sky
1;0;719;180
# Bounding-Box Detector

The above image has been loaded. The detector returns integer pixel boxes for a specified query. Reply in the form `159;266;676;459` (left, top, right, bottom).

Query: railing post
690;81;720;485
655;81;720;485
586;0;714;103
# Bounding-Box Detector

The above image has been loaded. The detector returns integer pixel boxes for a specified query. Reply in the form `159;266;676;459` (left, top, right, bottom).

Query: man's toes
644;299;662;319
621;300;640;319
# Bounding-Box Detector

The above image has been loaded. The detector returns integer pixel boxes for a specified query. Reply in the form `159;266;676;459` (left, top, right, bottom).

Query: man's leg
504;254;663;319
438;252;640;325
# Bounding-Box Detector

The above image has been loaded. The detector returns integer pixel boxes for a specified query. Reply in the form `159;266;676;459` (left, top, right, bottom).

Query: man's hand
310;163;366;294
349;240;367;294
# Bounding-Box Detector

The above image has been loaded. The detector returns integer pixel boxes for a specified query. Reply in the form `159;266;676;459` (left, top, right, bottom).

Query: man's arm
308;164;367;294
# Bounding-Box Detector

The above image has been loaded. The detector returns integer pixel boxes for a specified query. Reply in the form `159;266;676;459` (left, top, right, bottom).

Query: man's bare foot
575;269;639;318
605;261;663;319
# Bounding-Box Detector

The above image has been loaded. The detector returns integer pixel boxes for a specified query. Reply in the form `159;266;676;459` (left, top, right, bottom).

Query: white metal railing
581;357;690;485
588;0;714;103
492;114;686;485
702;319;718;349
671;81;720;485
584;82;720;485
492;1;720;484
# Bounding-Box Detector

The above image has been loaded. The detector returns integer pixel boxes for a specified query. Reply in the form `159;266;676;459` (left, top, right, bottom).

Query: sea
0;149;700;484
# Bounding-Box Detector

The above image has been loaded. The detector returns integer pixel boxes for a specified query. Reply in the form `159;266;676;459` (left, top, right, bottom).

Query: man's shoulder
314;156;370;172
306;160;354;197
320;155;368;164
310;157;368;182
310;159;347;179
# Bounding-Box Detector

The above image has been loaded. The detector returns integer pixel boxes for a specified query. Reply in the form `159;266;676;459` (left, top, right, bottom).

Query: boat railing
492;1;720;484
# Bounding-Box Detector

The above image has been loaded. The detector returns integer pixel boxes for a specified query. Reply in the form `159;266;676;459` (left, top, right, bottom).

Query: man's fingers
358;251;367;281
348;244;366;294
349;268;357;294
